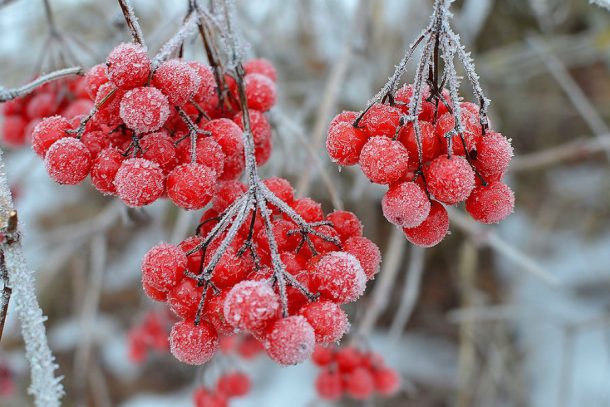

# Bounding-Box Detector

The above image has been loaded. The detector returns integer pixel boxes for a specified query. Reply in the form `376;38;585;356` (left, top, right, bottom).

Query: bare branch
0;66;82;102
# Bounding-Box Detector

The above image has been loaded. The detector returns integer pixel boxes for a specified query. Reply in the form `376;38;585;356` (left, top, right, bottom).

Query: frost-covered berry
264;315;316;365
326;210;362;242
403;201;449;247
152;59;200;106
312;252;366;304
345;367;375;400
336;346;362;372
203;119;245;180
298;300;349;344
232;109;273;165
343;236;381;280
465;182;514;224
193;388;228;407
373;367;401;396
436;110;482;156
119;87;170;133
315;369;343;401
106;43;150;89
114;158;165;207
169;319;218;365
26;93;55;119
326;122;369;166
212;180;248;213
141;243;187;293
262;177;294;205
381;181;430;228
140;132;177;172
216;371;251;397
31;115;71;157
360;103;401;138
84;64;108;99
329;111;358;128
207;244;253;289
91;148;123;195
224;280;280;333
81;130;111;158
167;278;203;319
188;61;216;102
291;197;324;222
474;131;513;177
398;121;440;169
167;163;216;210
203;291;234;336
142;280;167;302
359;136;409;184
94;82;124;126
426;155;475;205
244;73;276;111
244;58;277;81
44;138;91;185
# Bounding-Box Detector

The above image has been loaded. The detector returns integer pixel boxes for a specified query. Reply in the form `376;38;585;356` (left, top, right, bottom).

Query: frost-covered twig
151;12;199;70
0;251;11;342
117;0;146;47
0;66;82;102
0;150;63;407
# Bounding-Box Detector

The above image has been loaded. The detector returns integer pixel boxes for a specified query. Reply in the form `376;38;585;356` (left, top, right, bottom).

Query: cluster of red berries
219;334;264;360
140;178;381;367
193;371;251;407
312;344;401;401
1;76;92;148
29;42;277;208
127;310;172;363
326;84;515;247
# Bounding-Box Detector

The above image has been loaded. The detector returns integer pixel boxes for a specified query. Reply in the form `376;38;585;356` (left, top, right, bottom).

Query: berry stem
117;0;146;47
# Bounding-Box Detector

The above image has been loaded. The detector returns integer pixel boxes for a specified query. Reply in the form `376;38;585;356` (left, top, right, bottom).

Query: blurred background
0;0;610;406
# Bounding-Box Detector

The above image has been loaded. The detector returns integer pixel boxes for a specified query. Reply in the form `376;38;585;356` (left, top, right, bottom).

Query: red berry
61;99;94;120
298;300;349;344
232;109;272;165
216;371;251;397
291;197;324;222
26;93;55;119
336;347;362;372
167;163;216;210
359;136;409;184
312;345;334;366
343;236;381;280
170;319;218;365
244;58;277;81
312;252;366;304
329;111;358;128
114;158;165;206
426;155;475;205
142;280;167;302
264;315;315;365
212;180;247;212
326;210;363;242
360;103;401;138
44;138;91;185
91;148;124;195
179;235;205;274
120;87;170;133
106;43;150;90
203;119;245;180
382;181;430;228
1;115;27;147
193;388;228;407
345;367;375;400
140;132;177;172
244;73;276;112
203;291;234;336
373;367;401;396
81;130;111;158
224;280;281;333
474;131;513;177
394;83;451;121
206;244;253;289
403;201;449;247
84;64;108;99
315;368;343;401
436;110;482;156
152;59;200;106
141;243;187;293
398;121;440;169
94;83;125;127
262;177;294;206
326;121;369;166
31;115;71;157
167;278;203;319
465;182;514;224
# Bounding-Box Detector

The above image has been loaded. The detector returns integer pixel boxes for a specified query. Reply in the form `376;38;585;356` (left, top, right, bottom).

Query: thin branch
0;251;11;342
117;0;146;47
0;66;82;102
151;12;199;70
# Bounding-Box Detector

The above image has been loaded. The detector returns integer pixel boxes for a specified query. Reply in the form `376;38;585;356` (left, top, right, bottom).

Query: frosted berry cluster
193;371;251;407
312;345;401;401
29;42;277;208
326;84;515;247
140;178;381;367
1;76;92;147
127;310;172;363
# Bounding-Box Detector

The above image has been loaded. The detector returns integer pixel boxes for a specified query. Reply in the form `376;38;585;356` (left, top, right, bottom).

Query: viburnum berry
436;110;482;156
142;280;167;302
335;347;362;372
359;136;409;184
343;236;381;280
403;201;449;247
106;43;150;90
141;243;187;293
298;300;349;344
382;181;430;228
169;319;218;365
326;121;369;166
114;158;165;207
326;210;362;242
167;278;203;319
90;148;124;195
84;64;108;99
81;130;111;158
330;110;358;128
312;345;334;366
360;103;401;138
212;180;248;212
44;138;92;185
94;82;125;127
119;87;170;133
465;182;515;224
244;58;277;81
315;368;343;401
206;244;253;289
291;197;324;222
152;59;200;106
474;131;513;177
188;61;216;102
61;98;94;120
204;291;235;336
262;177;294;206
398;121;440;169
31;115;71;157
345;367;375;400
223;280;280;333
312;252;366;304
166;163;216;210
426;155;475;205
139;132;177;172
244;73;276;112
2;115;27;147
178;235;204;274
232;109;272;165
203;119;245;180
26;93;55;119
216;371;251;397
394;83;452;121
193;388;228;407
373;367;401;396
264;315;315;365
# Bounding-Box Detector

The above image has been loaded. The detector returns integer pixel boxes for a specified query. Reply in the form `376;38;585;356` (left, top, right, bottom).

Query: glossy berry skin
141;243;187;293
326;210;363;242
312;252;366;304
264;315;316;365
298;300;349;344
90;148;124;195
465;182;515;224
31;115;71;157
152;59;200;106
119;87;170;133
373;367;401;396
169;319;218;365
166;163;216;210
167;278;203;319
360;103;401;138
244;58;277;81
244;73;276;112
216;371;251;397
359;136;409;185
114;158;165;207
223;280;280;333
343;236;382;280
398;121;440;169
326;122;369;166
426;155;475;205
474;131;513;177
44;138;91;185
345;367;375;400
382;181;430;228
403;201;449;248
315;369;343;401
106;43;150;90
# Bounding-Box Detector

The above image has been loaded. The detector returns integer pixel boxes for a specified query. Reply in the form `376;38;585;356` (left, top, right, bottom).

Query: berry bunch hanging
326;0;515;247
193;370;251;407
127;310;173;364
311;344;401;402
